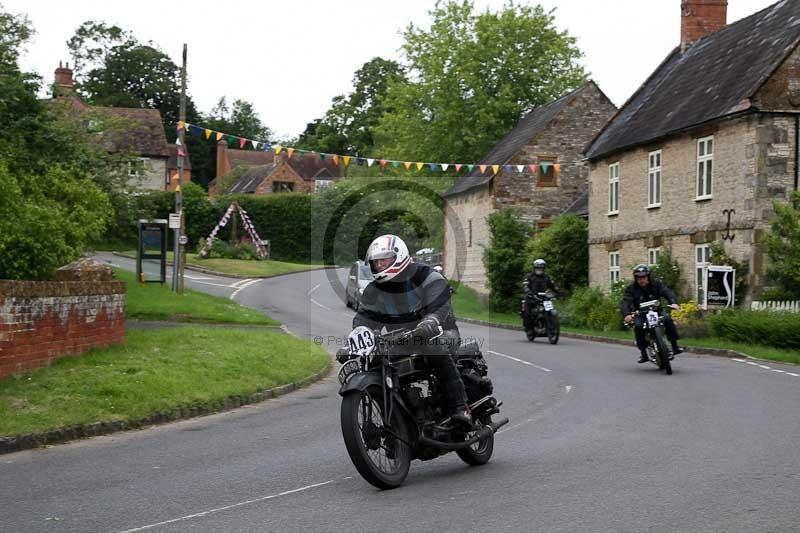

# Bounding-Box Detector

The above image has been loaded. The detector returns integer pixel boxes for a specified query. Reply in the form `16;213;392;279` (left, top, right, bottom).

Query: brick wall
0;264;126;378
255;163;312;194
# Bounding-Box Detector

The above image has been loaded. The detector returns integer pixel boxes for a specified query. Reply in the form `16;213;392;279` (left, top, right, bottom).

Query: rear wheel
341;387;411;489
456;418;494;466
547;314;560;345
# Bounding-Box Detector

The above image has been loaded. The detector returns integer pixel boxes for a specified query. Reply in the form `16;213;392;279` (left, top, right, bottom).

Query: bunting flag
184;122;556;178
177;148;186;157
175;137;182;146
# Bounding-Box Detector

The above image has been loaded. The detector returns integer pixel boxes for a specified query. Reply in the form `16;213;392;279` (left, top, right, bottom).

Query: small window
695;244;712;304
609;251;620;286
608;163;620;215
696;136;713;200
315;179;333;192
648;247;661;266
648;150;662;208
272;181;294;193
128;157;149;177
537;157;557;187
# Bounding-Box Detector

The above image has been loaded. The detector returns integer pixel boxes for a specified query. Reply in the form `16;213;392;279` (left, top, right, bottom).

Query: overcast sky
5;0;776;140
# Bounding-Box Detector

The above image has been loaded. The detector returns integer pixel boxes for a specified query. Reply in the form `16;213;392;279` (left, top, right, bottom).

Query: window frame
609;251;620;286
608;162;620;215
695;244;712;305
128;157;149;178
696;136;714;201
536;156;558;188
648;247;661;266
272;181;295;193
647;150;662;208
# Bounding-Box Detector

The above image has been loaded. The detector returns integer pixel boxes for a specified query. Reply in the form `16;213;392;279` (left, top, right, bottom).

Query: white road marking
732;358;747;363
771;369;786;373
565;385;572;394
230;279;261;300
486;350;551;373
733;358;798;378
186;279;239;289
115;479;338;532
310;298;331;310
184;275;218;281
230;278;255;288
787;372;800;377
308;283;321;296
758;364;771;370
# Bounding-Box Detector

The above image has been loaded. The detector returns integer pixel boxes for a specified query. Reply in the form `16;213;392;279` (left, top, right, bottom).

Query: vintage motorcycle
627;299;674;375
337;325;508;489
520;282;560;344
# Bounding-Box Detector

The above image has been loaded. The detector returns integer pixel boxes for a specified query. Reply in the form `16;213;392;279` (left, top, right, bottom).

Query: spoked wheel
653;329;671;374
547;314;560;345
526;328;536;342
341;387;411;489
456;418;495;466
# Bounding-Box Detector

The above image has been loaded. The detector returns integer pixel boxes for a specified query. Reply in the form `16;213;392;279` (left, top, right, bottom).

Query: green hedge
708;310;800;350
560;286;626;332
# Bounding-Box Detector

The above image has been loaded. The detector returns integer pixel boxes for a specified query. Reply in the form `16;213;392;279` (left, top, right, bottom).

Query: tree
297;57;405;156
374;1;587;163
527;215;588;293
205;97;272;141
765;191;800;298
0;8;112;280
483;209;534;312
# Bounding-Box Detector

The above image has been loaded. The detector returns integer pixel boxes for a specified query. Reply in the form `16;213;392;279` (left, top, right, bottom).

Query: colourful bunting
441;163;449;171
429;163;437;172
205;129;212;140
540;162;551;173
415;162;424;171
216;132;224;141
491;164;499;174
479;165;487;174
275;145;283;155
177;121;185;131
504;165;512;173
251;140;259;149
391;161;401;169
529;164;537;173
403;161;412;170
342;155;351;167
332;154;339;165
554;163;561;173
455;164;463;172
517;165;524;173
177;148;186;157
367;158;375;167
467;164;474;173
239;138;247;149
379;159;388;169
288;148;295;159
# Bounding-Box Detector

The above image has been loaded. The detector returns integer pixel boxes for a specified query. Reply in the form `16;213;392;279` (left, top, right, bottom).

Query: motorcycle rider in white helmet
351;234;472;426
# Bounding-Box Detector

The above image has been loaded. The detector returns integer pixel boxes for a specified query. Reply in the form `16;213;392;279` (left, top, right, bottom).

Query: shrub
483;209;535;312
197;240;261;261
765;191;800;298
561;286;625;331
650;247;683;298
708;309;800;349
527;214;588;292
672;300;708;338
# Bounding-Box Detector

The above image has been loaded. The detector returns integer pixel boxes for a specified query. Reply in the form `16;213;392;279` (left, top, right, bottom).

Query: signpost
704;265;736;308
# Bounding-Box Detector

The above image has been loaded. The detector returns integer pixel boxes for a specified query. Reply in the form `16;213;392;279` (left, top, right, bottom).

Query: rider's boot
638;348;649;363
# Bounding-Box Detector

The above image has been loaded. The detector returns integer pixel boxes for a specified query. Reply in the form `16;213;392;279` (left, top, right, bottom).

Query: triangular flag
288;148;295;158
216;132;224;141
391;161;401;168
332;154;339;165
342;155;351;166
441;164;449;171
239;138;247;149
540;162;551;172
429;163;437;172
177;121;185;130
467;164;474;173
413;162;422;171
529;164;538;173
379;159;388;168
517;165;524;173
177;148;186;157
205;129;212;139
403;161;412;170
554;163;561;173
491;165;499;174
504;165;511;173
367;158;375;167
251;140;259;149
226;135;237;144
320;153;326;160
189;125;201;137
479;165;487;174
263;143;271;151
275;145;283;155
175;137;182;146
175;184;181;192
298;150;306;158
455;164;463;172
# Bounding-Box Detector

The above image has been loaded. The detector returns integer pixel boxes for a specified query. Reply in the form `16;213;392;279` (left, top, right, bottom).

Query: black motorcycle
520;283;560;344
627;299;674;375
337;326;508;489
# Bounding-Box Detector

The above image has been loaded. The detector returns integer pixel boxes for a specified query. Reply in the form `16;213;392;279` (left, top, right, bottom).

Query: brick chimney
217;140;230;179
54;61;74;96
681;0;727;51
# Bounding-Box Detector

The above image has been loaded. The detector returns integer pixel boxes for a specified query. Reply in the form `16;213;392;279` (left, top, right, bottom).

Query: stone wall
0;260;126;378
444;184;494;294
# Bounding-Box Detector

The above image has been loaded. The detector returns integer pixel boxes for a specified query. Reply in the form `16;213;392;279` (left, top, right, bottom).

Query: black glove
336;348;351;363
414;318;441;340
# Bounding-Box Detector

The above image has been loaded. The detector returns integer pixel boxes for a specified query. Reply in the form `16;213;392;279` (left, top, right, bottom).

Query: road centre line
230;278;255;288
115;479;340;532
732;358;798;378
230;279;261;300
486;350;552;373
310;298;331;310
308;283;321;296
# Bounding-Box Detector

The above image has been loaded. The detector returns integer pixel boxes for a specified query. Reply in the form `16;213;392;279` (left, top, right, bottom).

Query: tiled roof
586;0;800;160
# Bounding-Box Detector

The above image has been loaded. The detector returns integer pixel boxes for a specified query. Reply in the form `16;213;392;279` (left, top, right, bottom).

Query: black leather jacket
620;277;678;316
525;272;558;296
353;262;458;334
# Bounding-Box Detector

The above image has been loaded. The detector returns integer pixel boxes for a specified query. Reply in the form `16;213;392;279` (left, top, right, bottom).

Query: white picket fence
750;300;800;313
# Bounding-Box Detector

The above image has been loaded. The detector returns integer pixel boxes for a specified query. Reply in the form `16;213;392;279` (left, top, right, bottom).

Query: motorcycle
337;325;508;489
627;299;674;375
520;282;560;344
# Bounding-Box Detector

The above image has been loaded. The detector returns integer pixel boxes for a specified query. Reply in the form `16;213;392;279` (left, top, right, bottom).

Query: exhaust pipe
419;417;509;451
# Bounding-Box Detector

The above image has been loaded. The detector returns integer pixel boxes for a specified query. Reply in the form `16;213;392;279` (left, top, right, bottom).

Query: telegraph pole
174;43;188;294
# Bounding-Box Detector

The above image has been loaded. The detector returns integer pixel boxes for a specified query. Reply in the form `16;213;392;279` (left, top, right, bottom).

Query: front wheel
526;327;536;342
341;387;412;489
547;314;560;345
456;419;495;466
653;328;670;374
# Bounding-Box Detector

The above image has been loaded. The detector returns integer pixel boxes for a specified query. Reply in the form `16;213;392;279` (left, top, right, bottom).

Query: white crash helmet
366;234;411;283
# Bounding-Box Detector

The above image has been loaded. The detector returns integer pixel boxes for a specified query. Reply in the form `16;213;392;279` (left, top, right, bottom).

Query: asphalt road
1;257;799;532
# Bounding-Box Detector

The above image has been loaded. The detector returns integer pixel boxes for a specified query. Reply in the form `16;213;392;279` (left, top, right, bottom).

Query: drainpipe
795;115;799;192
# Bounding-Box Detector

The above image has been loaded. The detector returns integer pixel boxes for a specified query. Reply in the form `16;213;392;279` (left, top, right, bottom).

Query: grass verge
117;268;279;325
0;326;329;436
451;283;800;365
121;250;327;277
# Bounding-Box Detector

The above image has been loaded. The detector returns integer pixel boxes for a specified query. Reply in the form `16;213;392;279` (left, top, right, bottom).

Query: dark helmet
633;264;650;278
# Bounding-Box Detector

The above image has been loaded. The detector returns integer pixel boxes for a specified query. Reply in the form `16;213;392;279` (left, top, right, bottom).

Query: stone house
52;62;189;191
442;81;617;294
585;0;800;305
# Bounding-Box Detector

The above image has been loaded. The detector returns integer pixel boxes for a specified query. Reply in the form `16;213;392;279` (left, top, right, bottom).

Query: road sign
169;213;181;229
179;235;188;245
